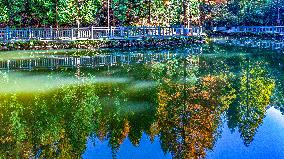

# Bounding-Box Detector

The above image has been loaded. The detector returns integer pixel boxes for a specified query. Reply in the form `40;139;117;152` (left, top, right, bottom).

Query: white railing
213;26;284;34
0;26;204;42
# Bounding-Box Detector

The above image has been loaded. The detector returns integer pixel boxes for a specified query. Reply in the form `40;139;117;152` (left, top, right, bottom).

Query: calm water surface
0;43;283;159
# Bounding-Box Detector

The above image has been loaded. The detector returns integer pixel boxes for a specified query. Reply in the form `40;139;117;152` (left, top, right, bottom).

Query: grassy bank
0;36;204;51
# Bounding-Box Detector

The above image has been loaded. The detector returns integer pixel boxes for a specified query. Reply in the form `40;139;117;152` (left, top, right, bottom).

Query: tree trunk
199;0;206;26
55;0;58;28
183;0;187;26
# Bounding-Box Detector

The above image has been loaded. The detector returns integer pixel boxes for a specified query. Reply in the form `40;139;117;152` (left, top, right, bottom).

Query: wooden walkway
213;26;284;35
0;26;204;42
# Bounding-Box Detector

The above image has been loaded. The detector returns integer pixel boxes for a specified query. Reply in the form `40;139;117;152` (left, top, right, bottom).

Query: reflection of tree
0;52;281;158
0;85;101;158
0;79;156;159
227;60;275;146
270;71;284;115
95;97;156;159
155;68;235;158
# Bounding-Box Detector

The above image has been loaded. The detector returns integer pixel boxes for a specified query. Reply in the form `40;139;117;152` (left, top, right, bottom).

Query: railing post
158;26;161;37
91;26;94;39
143;26;146;36
113;26;114;37
28;27;32;40
138;27;142;37
7;60;10;70
5;27;9;42
71;28;74;40
120;26;124;37
77;27;80;39
50;26;53;39
29;59;32;71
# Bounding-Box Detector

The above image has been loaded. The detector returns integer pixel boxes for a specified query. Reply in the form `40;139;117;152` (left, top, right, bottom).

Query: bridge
0;26;204;42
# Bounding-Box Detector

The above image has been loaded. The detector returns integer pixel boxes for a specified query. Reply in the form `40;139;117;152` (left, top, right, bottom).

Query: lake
0;42;283;159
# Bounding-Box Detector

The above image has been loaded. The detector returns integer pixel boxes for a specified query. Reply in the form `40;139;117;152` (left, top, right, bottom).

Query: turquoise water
0;43;283;158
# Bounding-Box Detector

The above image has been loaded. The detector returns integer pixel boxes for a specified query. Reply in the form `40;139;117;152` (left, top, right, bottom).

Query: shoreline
0;36;205;51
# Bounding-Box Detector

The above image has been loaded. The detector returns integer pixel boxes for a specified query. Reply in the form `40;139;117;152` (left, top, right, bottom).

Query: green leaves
0;0;284;26
227;60;276;146
0;5;9;23
112;0;128;23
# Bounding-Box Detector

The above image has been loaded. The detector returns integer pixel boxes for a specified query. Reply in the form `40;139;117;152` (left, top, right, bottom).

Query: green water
0;44;283;159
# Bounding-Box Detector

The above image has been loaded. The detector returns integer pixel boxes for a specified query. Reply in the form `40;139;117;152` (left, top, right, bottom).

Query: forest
0;0;283;28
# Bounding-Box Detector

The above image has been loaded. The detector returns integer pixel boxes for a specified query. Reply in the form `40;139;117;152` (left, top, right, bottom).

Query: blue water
207;107;284;159
83;134;171;159
82;107;284;159
1;43;284;159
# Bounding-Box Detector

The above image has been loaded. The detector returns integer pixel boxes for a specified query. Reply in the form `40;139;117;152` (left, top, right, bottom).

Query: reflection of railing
0;26;204;42
212;37;284;50
0;47;203;70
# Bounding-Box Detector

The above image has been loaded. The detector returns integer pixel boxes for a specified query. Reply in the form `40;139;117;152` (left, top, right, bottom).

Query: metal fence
0;26;204;42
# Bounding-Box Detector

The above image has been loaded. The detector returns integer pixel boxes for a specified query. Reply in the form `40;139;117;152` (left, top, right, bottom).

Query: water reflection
0;44;283;158
156;74;235;158
0;47;202;71
212;37;284;51
227;59;275;146
0;85;102;158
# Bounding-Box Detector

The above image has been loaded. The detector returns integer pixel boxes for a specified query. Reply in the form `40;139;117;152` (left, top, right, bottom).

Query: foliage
0;0;283;27
227;60;276;146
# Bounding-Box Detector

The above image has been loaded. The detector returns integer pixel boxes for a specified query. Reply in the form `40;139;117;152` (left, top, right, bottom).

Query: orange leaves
149;122;159;142
155;73;234;158
199;90;210;100
201;75;220;93
98;120;107;140
119;119;130;144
